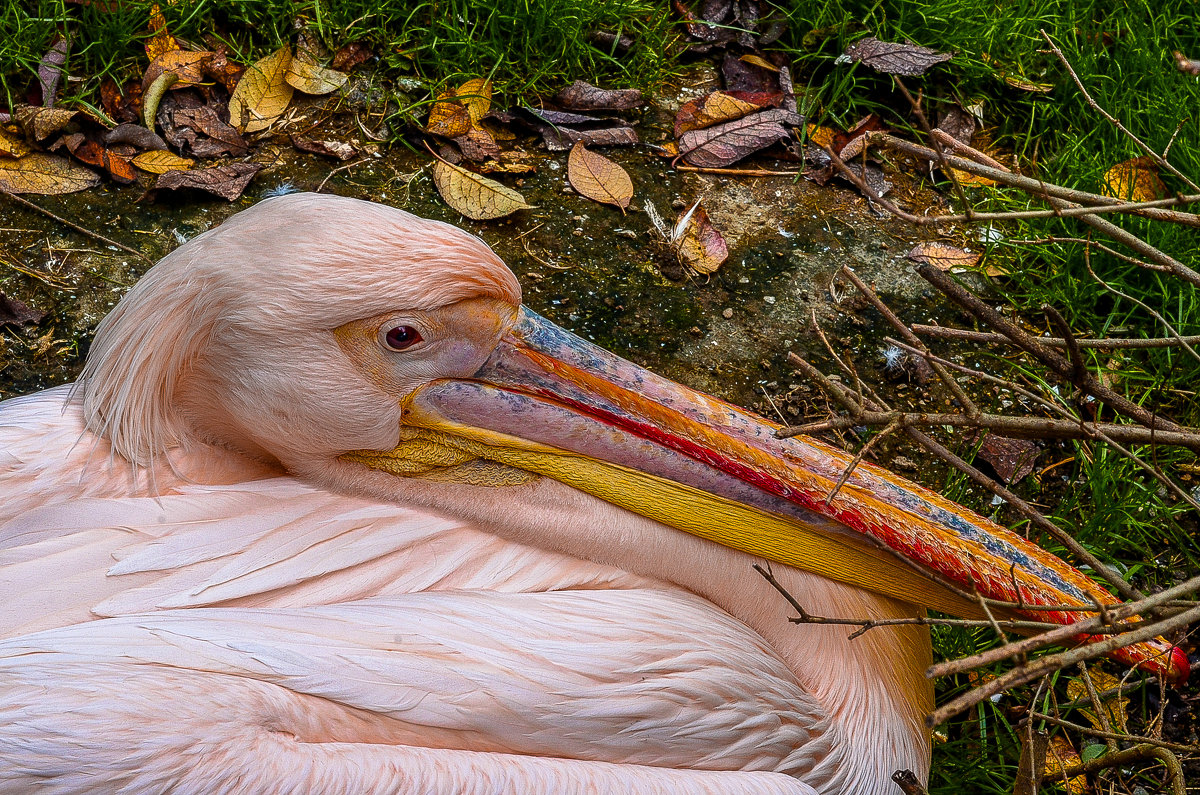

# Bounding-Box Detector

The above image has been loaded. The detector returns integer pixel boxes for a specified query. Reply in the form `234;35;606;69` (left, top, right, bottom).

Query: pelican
0;194;1183;795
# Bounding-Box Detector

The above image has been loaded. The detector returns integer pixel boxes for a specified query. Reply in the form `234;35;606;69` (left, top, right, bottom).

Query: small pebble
722;308;733;319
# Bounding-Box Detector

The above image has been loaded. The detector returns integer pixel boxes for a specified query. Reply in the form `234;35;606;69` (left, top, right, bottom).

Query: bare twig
926;601;1200;726
1032;714;1198;757
891;770;930;795
1083;260;1200;365
928;574;1200;679
911;324;1200;350
674;165;801;177
1058;742;1186;795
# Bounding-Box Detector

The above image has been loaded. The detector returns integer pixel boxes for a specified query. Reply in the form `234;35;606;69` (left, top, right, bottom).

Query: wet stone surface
0;123;953;424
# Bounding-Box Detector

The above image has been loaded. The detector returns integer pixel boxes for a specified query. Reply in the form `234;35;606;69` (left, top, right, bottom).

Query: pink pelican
0;194;1184;794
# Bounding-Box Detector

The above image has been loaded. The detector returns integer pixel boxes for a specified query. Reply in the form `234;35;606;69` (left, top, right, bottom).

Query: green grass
0;0;679;110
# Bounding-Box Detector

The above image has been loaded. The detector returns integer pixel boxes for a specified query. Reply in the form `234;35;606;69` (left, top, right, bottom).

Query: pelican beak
354;307;1187;683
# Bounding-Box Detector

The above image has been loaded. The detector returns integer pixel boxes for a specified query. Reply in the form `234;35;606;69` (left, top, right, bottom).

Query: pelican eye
383;325;423;351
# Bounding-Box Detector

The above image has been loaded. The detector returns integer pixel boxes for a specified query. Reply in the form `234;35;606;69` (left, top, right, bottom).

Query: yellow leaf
426;92;472;138
1066;669;1129;733
805;124;838;148
431;160;531;220
229;47;294;133
456;78;492;124
145;3;179;61
131;150;194;174
285;46;348;95
1102;156;1165;202
1043;735;1089;794
0;153;101;195
479;149;536;174
739;53;780;72
907;242;981;271
676;91;763;135
567;142;633;212
0;127;30;158
947;167;997;186
674;202;728;274
143;49;213;90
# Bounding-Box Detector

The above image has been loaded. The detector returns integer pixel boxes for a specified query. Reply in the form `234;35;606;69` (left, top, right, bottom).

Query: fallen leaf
0;293;45;328
203;47;244;93
568;142;633;212
37;37;70;107
432;159;531;220
100;77;136;124
739;53;780;72
845;36;953;76
14;106;77;141
285;46;348;95
479;149;536;173
838;161;891;196
229;47;294;133
675;91;764;137
906;242;981;272
976;433;1039;484
1067;670;1129;734
290;136;357;160
555;80;643;111
1043;735;1089;795
523;107;611;126
804;124;837;148
153;161;262;200
936;105;976;144
674;201;728;274
142;49;213;95
1102;156;1165;201
456;78;492;124
132;149;194;173
453;126;501;162
426;92;472;138
145;3;179;61
165;106;248;156
104;123;167;150
141;72;178;129
102;150;136;183
331;41;373;72
678;108;798;168
541;124;638;151
0;153;101;194
1000;74;1054;92
0;127;31;158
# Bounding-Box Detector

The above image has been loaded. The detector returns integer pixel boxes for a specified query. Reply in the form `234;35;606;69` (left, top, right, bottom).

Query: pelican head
80;193;1186;683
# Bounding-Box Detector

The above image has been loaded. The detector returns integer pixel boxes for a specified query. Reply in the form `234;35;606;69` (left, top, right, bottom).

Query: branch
911;324;1200;350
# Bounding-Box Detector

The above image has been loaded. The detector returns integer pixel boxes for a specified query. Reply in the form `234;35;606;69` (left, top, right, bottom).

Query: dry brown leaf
37;36;70;107
675;91;763;137
845;37;952;76
153;161;263;201
567;142;633;212
1043;735;1089;794
285;46;348;95
977;434;1039;484
229;46;294;133
678;108;798;168
541;124;638;151
0;153;101;194
143;50;213;92
432;160;531;220
132;149;194;174
1102;156;1165;201
675;202;728;274
0;293;45;328
1066;670;1129;734
555;80;643;111
0;127;31;158
456;78;492;124
906;242;980;271
14;106;77;141
454;126;501;162
290;136;357;161
426;92;472;139
145;3;179;61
